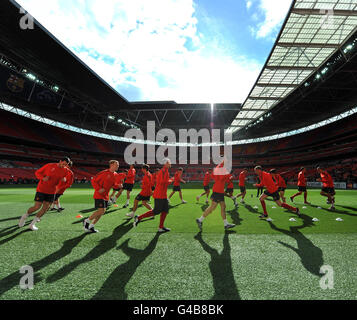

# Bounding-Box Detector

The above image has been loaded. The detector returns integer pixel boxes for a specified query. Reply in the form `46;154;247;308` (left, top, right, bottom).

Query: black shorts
34;192;55;203
211;192;225;203
153;199;169;215
203;185;210;192
298;186;307;192
123;183;134;191
173;186;181;192
135;194;150;202
264;190;280;201
225;188;233;194
94;199;108;209
240;186;246;193
54;193;63;201
322;187;335;195
278;187;286;192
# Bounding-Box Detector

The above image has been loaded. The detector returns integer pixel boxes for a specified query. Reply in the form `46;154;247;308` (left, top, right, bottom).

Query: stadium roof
0;0;241;136
228;0;357;135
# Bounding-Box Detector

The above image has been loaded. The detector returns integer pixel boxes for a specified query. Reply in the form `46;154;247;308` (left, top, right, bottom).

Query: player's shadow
79;208;96;213
0;216;28;223
336;205;357;212
267;214;324;277
0;233;87;297
227;208;243;226
0;222;32;241
168;203;182;209
309;204;357;217
91;233;161;300
46;219;132;284
244;204;259;215
201;204;209;212
0;227;31;246
194;231;241;300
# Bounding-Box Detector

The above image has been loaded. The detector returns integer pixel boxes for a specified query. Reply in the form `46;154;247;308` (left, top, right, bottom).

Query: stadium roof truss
227;0;357;134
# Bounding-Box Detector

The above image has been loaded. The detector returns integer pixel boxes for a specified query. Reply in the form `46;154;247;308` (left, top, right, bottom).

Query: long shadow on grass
80;208;96;214
0;223;32;242
310;204;357;217
336;205;357;212
72;208;123;225
227;208;243;226
0;233;87;297
194;231;240;300
244;204;259;215
267;214;323;277
92;233;161;300
46;219;132;284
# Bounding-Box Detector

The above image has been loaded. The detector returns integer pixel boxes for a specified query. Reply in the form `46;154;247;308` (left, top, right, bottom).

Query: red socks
260;200;268;215
304;192;307;202
159;212;168;229
139;210;168;229
139;210;154;220
282;203;296;212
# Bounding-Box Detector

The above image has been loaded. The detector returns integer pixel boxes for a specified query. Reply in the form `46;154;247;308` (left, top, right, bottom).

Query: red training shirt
91;169;117;201
173;171;182;187
153;167;172;199
113;172;126;189
320;171;334;188
275;174;286;188
227;174;234;189
212;165;231;194
139;171;152;197
35;163;68;194
297;171;306;187
125;168;136;184
239;171;246;187
203;172;211;187
256;171;278;194
55;168;74;195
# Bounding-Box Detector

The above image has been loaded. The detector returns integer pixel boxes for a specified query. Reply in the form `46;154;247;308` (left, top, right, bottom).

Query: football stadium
0;0;357;306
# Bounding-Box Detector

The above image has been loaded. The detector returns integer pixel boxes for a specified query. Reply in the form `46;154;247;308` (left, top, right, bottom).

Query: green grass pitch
0;184;356;300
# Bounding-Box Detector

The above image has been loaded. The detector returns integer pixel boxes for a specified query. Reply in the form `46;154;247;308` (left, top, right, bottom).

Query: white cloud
16;0;262;103
247;0;292;39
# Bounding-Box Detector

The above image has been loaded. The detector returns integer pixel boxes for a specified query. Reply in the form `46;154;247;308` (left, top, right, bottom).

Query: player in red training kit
196;169;212;204
234;168;248;204
290;167;310;204
168;168;187;204
19;157;71;231
133;158;174;233
126;164;153;218
83;160;119;233
196;162;236;231
270;169;287;203
225;173;238;208
109;169;127;204
254;166;300;219
121;165;136;208
317;166;336;210
50;160;74;212
151;168;160;192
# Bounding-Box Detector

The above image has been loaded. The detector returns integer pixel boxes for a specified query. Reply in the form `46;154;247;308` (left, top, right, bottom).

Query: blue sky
17;0;293;103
